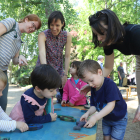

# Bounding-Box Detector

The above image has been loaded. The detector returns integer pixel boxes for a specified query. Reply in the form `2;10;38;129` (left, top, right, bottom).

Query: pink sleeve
69;80;87;104
62;80;69;101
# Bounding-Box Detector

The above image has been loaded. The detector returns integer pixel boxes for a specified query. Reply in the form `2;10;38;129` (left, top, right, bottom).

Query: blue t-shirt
74;79;79;84
90;78;127;121
21;87;51;124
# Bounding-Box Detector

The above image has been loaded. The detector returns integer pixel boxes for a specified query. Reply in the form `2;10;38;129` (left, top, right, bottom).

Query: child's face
0;80;5;97
40;88;57;99
82;70;103;88
69;65;77;75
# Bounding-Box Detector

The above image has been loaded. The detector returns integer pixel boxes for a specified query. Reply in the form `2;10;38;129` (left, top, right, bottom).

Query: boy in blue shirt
78;60;127;140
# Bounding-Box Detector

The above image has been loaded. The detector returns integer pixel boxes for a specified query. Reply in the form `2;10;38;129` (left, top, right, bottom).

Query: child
10;64;62;124
61;61;87;106
78;60;127;140
0;70;28;132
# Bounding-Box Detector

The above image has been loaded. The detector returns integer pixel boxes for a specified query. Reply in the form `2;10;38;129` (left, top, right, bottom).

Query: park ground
6;84;140;140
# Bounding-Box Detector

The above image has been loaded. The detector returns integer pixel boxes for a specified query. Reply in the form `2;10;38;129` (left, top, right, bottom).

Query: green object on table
57;115;76;122
0;137;10;140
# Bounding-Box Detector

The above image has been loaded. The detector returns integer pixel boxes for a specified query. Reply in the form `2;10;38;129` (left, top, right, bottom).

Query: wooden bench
118;87;129;100
128;85;137;97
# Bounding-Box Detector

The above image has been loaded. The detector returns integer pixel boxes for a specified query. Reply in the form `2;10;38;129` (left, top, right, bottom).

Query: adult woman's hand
133;105;140;123
62;75;67;88
19;55;28;66
80;84;91;95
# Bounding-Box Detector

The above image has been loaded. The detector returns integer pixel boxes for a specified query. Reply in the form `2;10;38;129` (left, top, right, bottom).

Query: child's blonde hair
78;59;101;79
0;70;7;87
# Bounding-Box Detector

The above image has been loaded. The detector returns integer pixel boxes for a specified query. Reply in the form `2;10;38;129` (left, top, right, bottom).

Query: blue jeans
102;112;128;140
0;71;9;111
119;78;124;87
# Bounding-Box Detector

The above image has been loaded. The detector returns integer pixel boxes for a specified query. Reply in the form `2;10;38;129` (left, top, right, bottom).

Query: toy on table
58;115;76;122
54;108;61;111
61;102;70;107
0;137;10;140
28;124;43;131
73;121;86;130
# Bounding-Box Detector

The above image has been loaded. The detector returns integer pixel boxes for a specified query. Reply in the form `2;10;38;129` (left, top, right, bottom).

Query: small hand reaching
50;113;57;121
16;121;29;132
80;112;89;122
61;100;66;105
83;115;96;128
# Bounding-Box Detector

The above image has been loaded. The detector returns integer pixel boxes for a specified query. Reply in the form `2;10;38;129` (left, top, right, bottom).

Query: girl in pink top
61;61;87;106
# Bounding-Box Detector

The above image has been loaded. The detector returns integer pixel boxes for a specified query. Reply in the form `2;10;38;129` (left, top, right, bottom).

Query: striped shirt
0;18;22;71
0;106;16;132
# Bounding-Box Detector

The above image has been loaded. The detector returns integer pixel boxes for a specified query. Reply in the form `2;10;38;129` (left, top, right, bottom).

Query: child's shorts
102;112;128;140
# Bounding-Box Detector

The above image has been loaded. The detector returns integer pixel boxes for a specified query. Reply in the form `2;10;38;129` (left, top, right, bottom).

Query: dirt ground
6;85;140;140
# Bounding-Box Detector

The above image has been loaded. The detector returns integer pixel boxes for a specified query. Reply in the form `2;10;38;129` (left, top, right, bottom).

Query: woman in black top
87;9;140;124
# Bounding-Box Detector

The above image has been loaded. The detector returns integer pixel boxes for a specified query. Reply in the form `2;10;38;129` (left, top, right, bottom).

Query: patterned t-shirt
0;18;22;71
36;29;67;77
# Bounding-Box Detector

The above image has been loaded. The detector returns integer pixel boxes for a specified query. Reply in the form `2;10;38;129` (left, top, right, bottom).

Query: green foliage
71;0;139;83
0;0;77;86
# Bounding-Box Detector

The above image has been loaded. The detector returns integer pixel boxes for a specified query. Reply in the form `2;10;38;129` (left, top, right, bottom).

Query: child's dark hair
71;61;81;75
78;59;101;79
31;64;62;90
48;11;65;31
89;9;125;49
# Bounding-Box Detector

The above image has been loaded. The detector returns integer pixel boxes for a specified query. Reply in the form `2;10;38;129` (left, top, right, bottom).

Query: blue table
0;104;97;140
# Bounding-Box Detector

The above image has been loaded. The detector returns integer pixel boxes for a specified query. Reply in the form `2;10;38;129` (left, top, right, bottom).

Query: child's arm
0;106;12;121
84;101;116;128
80;106;96;122
0;107;28;132
21;97;52;124
69;81;87;105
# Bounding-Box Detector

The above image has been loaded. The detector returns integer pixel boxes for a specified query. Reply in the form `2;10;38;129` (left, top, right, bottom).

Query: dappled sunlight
7;104;15;108
7;96;15;100
8;88;25;92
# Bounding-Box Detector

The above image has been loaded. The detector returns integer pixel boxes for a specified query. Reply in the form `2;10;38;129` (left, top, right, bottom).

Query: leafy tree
71;0;139;83
0;0;77;85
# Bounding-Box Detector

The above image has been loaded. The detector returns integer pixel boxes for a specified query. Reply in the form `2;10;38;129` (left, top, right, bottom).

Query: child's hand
69;102;74;106
80;112;89;122
16;121;29;132
84;115;97;128
61;100;66;105
80;84;91;95
50;113;57;121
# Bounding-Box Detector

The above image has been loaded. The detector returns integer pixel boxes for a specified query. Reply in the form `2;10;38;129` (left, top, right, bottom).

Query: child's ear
98;69;103;75
35;86;41;92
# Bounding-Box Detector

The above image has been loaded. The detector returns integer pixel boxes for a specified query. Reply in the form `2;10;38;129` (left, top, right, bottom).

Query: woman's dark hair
89;9;125;48
31;64;62;90
71;61;81;76
48;11;65;31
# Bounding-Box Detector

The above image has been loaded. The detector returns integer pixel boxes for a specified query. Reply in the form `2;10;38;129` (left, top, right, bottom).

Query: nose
89;82;93;87
97;35;103;41
53;26;56;30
